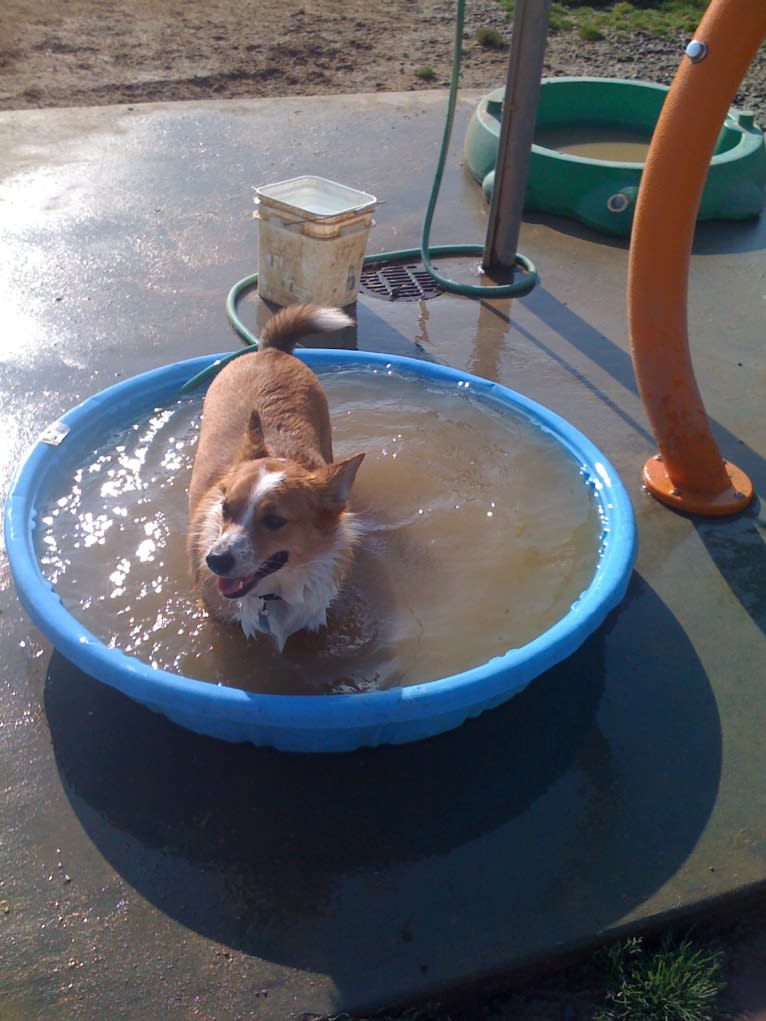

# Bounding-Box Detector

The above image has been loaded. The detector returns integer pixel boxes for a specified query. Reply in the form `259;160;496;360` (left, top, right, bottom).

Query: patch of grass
501;0;708;38
578;21;606;40
474;26;506;49
414;64;437;81
548;7;574;31
596;934;726;1021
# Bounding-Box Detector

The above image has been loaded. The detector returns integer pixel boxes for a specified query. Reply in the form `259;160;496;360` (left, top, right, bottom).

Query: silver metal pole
483;0;552;278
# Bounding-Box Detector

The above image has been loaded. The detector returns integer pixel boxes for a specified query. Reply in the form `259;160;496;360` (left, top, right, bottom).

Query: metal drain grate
360;261;443;302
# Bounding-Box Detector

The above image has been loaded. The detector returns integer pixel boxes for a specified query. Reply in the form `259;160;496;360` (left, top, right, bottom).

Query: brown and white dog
188;305;365;651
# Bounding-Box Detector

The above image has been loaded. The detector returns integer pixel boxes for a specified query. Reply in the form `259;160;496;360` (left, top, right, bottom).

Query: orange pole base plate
643;455;754;516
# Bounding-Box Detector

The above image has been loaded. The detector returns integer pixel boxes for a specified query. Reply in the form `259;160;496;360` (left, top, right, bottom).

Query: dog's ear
240;410;268;460
322;452;365;506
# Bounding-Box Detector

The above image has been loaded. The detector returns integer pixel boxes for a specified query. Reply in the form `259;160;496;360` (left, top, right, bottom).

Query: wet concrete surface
1;91;765;1019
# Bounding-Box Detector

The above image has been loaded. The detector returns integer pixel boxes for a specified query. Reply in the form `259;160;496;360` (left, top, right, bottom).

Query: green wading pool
464;77;766;237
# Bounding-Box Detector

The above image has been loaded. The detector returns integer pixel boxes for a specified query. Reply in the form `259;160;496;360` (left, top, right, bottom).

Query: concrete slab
1;91;764;1020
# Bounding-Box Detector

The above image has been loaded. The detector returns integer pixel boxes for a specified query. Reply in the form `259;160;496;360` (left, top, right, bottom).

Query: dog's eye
261;513;287;531
220;499;232;520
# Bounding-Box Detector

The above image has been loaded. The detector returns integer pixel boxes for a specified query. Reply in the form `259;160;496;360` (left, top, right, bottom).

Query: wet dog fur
187;304;365;651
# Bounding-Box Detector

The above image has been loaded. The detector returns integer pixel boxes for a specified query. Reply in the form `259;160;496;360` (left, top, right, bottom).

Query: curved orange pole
627;0;764;515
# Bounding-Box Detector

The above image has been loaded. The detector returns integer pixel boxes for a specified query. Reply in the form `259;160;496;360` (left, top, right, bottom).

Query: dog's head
202;452;365;602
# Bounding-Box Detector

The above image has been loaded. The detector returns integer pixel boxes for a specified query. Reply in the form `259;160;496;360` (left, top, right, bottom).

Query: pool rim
5;349;637;752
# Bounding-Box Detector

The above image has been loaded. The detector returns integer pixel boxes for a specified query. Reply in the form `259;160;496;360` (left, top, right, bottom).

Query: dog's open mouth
216;551;289;600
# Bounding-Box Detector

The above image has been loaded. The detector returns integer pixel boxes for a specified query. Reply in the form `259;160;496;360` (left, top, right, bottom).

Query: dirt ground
0;0;536;108
2;1;766;1018
0;0;765;127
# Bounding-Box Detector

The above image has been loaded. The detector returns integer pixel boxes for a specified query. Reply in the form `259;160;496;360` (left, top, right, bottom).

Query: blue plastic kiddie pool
5;350;636;753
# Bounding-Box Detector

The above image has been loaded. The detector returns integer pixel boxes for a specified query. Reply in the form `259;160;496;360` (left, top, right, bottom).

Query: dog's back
189;305;351;518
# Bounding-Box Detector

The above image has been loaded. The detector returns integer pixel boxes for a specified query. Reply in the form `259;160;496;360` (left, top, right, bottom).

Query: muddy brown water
535;124;652;163
37;371;601;694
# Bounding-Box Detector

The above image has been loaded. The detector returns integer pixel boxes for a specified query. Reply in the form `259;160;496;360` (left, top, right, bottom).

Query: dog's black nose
206;551;235;575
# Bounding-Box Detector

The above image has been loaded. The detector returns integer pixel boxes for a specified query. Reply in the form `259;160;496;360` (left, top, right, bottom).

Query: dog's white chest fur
238;590;328;652
236;514;362;651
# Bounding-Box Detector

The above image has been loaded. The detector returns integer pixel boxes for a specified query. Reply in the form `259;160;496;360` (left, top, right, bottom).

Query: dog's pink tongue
217;574;254;598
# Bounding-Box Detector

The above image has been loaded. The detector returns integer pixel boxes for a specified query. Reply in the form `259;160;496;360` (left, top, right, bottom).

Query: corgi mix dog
188;304;365;652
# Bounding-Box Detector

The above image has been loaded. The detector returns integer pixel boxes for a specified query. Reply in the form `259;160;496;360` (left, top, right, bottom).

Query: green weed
595;934;726;1021
578;21;606;40
475;26;506;49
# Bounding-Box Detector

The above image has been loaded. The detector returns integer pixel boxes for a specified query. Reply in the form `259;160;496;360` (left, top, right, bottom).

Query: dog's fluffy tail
259;304;352;354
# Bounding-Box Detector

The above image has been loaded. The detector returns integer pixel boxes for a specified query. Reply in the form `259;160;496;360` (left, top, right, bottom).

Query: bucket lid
254;175;377;223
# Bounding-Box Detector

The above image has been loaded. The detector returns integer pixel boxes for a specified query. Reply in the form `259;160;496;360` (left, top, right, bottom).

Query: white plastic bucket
254;176;376;307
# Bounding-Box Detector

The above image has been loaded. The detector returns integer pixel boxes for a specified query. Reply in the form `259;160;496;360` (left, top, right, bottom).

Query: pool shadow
45;572;721;990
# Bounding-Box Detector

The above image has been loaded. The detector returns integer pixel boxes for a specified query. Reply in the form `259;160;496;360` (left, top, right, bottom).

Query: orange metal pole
627;0;763;515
